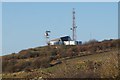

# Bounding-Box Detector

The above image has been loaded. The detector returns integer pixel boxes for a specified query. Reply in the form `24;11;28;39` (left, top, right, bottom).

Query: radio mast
71;8;77;41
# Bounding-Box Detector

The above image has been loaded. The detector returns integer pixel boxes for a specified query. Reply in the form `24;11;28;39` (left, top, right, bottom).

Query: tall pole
72;8;77;41
44;31;51;45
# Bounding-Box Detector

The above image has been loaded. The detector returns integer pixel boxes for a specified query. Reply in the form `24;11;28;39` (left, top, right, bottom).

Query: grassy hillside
2;39;120;78
2;49;118;78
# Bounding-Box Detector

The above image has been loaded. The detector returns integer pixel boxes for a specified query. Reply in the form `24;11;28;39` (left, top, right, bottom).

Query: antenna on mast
71;8;77;41
44;30;51;45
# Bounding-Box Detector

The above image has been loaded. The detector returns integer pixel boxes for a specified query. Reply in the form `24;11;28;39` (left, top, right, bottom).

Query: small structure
48;36;82;45
44;30;51;45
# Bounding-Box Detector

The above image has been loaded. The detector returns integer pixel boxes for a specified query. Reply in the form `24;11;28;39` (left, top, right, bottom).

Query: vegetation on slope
2;39;120;78
2;49;118;78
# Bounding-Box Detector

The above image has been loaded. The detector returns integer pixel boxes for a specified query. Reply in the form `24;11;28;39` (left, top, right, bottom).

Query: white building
48;36;82;45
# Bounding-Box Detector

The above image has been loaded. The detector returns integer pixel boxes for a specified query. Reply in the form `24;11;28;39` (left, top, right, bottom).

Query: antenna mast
71;8;77;41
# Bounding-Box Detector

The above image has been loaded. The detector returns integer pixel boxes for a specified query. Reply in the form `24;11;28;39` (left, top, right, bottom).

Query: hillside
2;39;120;79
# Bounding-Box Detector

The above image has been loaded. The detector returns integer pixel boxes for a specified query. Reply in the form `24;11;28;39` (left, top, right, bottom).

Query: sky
0;2;2;56
2;2;118;55
118;2;120;39
1;0;119;2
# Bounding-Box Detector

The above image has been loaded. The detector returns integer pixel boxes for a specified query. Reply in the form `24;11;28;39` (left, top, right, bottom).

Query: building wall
49;41;63;45
64;41;78;45
49;41;82;45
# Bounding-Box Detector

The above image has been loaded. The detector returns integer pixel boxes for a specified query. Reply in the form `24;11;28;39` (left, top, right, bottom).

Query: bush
24;67;32;72
83;39;98;45
66;47;78;57
2;59;17;73
31;57;50;69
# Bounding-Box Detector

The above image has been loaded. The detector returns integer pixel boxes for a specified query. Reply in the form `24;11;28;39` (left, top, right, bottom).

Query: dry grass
2;49;118;78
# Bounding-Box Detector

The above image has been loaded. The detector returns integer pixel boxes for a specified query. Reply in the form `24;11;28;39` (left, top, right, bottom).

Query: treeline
2;39;120;73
